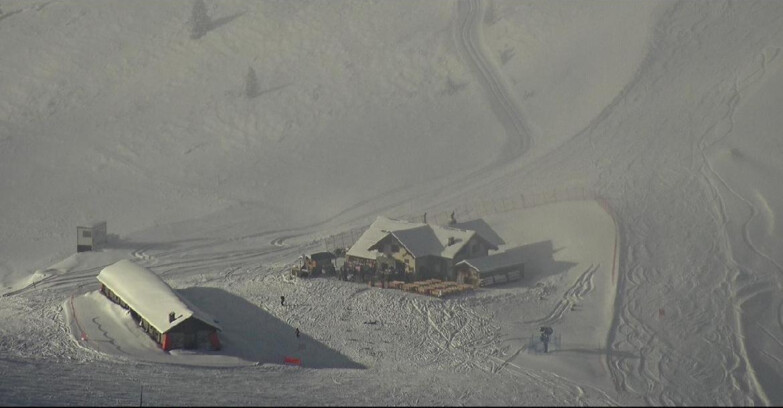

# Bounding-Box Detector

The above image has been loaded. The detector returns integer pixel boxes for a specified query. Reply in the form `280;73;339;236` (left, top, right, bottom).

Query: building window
82;230;92;238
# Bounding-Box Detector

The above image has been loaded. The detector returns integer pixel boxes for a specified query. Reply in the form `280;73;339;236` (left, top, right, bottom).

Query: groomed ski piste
2;0;783;405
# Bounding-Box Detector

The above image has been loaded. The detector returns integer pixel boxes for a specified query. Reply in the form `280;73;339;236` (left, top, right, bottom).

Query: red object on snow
161;333;170;351
284;357;301;366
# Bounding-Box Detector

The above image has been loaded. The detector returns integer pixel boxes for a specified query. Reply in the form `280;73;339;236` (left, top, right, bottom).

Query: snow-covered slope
2;0;783;405
0;0;505;285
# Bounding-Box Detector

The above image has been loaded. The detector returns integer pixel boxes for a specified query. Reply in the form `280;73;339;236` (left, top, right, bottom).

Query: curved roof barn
97;259;221;334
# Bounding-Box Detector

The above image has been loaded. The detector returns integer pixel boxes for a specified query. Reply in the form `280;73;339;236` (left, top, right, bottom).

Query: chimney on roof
169;312;176;323
448;236;455;246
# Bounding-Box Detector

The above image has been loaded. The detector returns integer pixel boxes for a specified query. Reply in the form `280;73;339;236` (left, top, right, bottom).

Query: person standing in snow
281;295;285;306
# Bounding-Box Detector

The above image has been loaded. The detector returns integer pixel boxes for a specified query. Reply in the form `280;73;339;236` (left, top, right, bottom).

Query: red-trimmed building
97;259;221;351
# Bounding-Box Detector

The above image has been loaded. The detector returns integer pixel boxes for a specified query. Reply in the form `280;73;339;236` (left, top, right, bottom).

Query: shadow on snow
178;287;366;369
493;240;577;288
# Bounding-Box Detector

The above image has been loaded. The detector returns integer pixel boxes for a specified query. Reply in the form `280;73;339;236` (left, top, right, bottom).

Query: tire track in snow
6;265;106;297
266;0;537;247
454;0;531;166
525;264;598;326
132;245;294;283
90;316;129;356
267;0;534;249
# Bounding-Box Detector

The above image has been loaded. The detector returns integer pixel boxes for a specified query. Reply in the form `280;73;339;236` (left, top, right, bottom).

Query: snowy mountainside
0;0;503;284
2;0;783;406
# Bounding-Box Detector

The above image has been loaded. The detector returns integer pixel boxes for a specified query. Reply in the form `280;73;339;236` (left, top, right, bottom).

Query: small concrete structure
76;221;107;252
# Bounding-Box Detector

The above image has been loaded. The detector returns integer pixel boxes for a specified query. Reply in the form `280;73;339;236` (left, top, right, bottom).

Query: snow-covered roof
387;225;444;258
348;216;499;261
430;224;477;259
368;224;479;260
451;218;505;247
346;216;425;260
455;247;526;275
97;260;221;334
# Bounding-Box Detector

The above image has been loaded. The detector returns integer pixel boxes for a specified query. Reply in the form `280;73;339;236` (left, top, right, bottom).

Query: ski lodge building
347;216;517;282
345;216;425;270
97;259;222;351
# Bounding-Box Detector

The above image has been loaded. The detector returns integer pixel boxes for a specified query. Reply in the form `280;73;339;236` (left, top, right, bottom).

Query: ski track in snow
4;1;783;406
693;44;783;407
604;7;783;405
259;0;535;241
526;264;598;326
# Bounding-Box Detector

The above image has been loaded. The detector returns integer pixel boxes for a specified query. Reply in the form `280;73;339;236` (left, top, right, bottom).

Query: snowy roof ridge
451;218;505;247
346;216;425;260
367;223;479;260
429;224;476;259
97;259;221;334
388;225;444;258
348;216;501;261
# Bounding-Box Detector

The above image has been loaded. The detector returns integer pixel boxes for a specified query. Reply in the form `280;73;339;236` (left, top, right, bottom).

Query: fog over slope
2;0;783;406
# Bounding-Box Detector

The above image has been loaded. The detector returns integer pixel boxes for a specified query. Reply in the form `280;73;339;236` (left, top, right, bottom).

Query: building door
184;332;197;349
168;332;184;349
197;330;210;348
